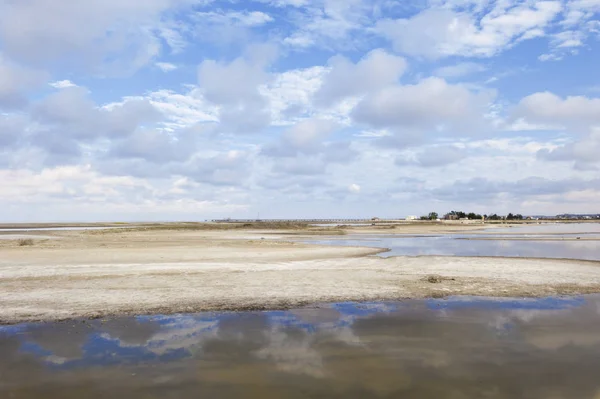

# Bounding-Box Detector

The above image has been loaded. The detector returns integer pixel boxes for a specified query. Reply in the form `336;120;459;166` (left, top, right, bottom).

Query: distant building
444;213;458;220
405;216;418;221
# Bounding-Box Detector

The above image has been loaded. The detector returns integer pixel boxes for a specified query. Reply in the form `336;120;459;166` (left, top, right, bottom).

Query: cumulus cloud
353;77;495;148
513;91;600;130
281;0;381;50
429;176;600;205
195;10;274;27
28;86;161;162
0;55;48;108
198;44;277;133
264;66;327;125
0;0;194;75
262;118;356;176
513;91;600;168
49;80;77;89
177;151;253;186
537;128;600;167
155;62;178;72
396;145;467;168
139;89;219;130
263;119;339;157
0;114;27;150
0;0;598;219
190;9;276;45
108;129;195;163
315;49;407;105
375;2;562;59
0;165;248;222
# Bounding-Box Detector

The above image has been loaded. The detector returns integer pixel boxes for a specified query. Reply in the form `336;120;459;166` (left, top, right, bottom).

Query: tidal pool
2;295;600;398
309;235;600;260
307;223;600;261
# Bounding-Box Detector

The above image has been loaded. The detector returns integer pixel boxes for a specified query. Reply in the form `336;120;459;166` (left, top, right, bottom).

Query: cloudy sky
1;0;599;221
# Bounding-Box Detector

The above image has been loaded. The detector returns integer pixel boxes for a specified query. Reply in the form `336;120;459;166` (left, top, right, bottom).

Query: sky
1;0;599;222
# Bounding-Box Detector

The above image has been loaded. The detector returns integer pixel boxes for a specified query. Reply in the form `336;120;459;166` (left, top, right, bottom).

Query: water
307;223;600;261
2;295;600;398
491;223;600;235
310;235;600;260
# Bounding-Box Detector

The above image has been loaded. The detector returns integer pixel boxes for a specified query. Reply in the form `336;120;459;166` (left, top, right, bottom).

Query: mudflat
1;222;600;324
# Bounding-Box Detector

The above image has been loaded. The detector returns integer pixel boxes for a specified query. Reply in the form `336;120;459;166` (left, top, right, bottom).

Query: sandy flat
1;225;600;324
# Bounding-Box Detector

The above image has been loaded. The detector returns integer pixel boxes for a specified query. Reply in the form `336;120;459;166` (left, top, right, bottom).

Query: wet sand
1;224;600;324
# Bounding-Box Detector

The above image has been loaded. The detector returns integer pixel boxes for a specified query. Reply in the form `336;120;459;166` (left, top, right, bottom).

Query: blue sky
0;0;599;221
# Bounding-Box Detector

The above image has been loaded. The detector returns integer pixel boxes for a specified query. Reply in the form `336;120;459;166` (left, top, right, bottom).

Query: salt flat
1;223;600;324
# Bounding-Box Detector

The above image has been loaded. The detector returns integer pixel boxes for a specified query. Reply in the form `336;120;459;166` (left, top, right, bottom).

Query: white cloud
155;62;178;72
262;118;340;157
434;62;487;78
198;44;277;133
537;128;600;168
375;1;562;59
195;10;274;27
538;52;563;61
512;91;600;169
0;165;249;222
513;91;600;130
1;0;600;219
261;118;357;178
262;66;326;125
315;49;407;105
283;119;338;151
0;55;48;108
0;0;195;74
142;89;219;130
348;183;361;193
28;86;160;162
49;80;77;89
0;114;27;149
108;128;194;163
352;77;495;135
281;0;377;50
396;145;467;168
258;0;310;6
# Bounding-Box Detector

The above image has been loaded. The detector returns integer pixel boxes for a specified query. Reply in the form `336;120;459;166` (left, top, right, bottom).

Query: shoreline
2;223;600;324
3;283;600;327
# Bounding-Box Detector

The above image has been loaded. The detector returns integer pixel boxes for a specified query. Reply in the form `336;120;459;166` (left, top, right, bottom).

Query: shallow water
2;295;600;398
310;235;600;260
308;224;600;261
491;222;600;234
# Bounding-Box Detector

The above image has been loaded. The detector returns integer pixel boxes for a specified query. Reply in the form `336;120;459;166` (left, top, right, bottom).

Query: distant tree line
485;213;524;220
420;211;525;220
420;212;439;220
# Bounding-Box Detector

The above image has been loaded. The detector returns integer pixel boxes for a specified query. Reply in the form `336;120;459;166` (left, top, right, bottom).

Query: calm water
2;295;600;398
308;223;600;261
491;223;600;234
